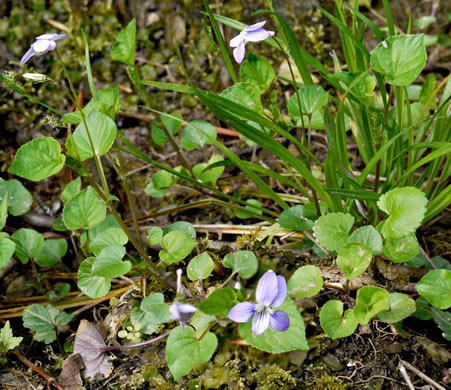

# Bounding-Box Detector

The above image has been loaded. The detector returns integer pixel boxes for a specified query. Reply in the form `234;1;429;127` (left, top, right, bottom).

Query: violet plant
0;0;450;386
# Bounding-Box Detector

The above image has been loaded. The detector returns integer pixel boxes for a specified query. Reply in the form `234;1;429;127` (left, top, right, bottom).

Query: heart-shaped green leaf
223;250;258;279
166;326;218;380
287;265;323;298
320;300;358;340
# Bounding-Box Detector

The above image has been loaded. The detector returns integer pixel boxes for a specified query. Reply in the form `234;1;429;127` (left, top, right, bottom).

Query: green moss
253;364;297;389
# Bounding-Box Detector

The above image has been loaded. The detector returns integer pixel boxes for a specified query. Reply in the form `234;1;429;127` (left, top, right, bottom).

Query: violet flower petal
244;29;274;42
229;33;244;48
255;270;279;306
270;275;287;308
170;302;197;329
228;302;256;322
252;310;270;335
20;47;36;66
269;310;290;332
244;21;267;32
32;40;53;53
233;41;246;64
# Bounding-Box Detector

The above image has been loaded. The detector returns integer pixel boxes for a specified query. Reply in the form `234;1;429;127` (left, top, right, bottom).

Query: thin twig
11;349;64;390
418;245;437;269
398;361;415;390
400;360;447;390
304;231;330;257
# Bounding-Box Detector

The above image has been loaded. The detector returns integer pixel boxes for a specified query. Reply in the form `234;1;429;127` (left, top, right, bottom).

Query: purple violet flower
228;270;290;335
20;33;67;67
169;302;197;329
229;21;275;64
169;269;197;329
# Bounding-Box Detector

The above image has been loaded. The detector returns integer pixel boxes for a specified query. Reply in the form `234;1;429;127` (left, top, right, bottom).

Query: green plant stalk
271;36;306;146
84;175;181;293
381;0;396;36
55;50;110;199
110;146;144;251
394;85;405;184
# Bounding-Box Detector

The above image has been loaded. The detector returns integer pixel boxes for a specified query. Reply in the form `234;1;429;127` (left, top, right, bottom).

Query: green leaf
431;307;451;341
152;170;176;190
333;72;375;104
414;15;436;30
63;186;106;231
416;269;451;309
199;288;237;317
287;265;323;298
220;83;263;115
353;286;390;325
161;112;183;135
151;124;168;145
0;179;32;216
139;293;171;324
297;85;329;115
0;194;7;231
313;212;355;252
0;321;23;353
240;53;275;92
190;311;216;338
279;205;314;231
223;250;258;279
193;154;224;185
11;228;44;264
147;226;163;245
0;236;15;268
34;239;67;267
166;326;218;380
187;252;214;281
412;297;433;320
348;225;382;255
92;245;131;278
61;177;82;203
370;34;427;86
80;214;120;247
163;221;196;239
378;293;416;323
239;297;308;353
336;242;372;280
130;308;159;335
8;137;65;181
287;94;325;129
377;187;428;239
144;181;167;198
77;257;111;298
181;120;217;151
383;233;419;263
72;109;117;161
22;304;74;344
159;230;197;264
320;300;358;340
111;18;136;66
90;227;128;256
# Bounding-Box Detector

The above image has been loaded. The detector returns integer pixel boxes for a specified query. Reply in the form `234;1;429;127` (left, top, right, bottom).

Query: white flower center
255;303;273;316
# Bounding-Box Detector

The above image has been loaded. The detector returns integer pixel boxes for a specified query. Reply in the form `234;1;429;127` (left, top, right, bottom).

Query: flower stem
100;331;170;351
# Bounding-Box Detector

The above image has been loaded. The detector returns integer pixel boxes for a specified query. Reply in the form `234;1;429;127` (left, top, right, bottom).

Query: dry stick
304;231;330;257
398;361;415;390
400;360;447;390
11;349;64;390
418;245;437;269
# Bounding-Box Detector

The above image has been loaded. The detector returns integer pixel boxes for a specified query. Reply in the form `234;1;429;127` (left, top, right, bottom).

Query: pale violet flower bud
229;21;275;64
169;302;197;329
20;33;67;67
176;268;183;294
228;270;290;335
234;281;241;290
23;73;49;82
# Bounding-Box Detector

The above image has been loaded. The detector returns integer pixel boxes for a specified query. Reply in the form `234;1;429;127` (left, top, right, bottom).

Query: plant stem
100;331;170;351
55;49;110;198
110;147;144;250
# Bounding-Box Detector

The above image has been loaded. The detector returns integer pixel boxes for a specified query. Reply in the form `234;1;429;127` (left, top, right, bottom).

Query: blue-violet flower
170;302;197;329
228;270;290;335
229;21;274;64
20;33;67;67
